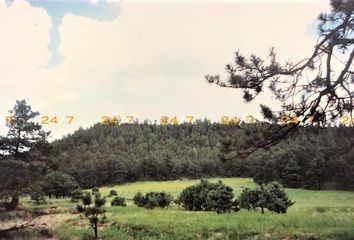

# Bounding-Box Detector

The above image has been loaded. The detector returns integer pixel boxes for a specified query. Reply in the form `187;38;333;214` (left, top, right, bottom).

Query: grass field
12;178;354;239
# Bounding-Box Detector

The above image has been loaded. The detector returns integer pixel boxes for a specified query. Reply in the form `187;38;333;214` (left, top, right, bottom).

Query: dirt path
0;211;74;239
31;213;71;229
29;213;74;240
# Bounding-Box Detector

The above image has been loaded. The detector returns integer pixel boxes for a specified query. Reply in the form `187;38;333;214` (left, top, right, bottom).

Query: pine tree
0;100;50;210
206;0;354;156
77;192;106;239
239;182;294;214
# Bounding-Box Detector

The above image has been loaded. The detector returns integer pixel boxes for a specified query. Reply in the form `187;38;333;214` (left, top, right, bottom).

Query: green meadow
10;178;354;239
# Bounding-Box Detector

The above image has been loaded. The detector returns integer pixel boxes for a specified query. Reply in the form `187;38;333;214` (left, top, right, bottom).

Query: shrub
30;192;46;205
30;183;46;205
133;192;146;207
77;191;106;239
133;191;173;209
238;188;262;210
111;196;126;207
238;182;294;214
262;182;294;213
109;189;118;197
178;180;235;213
43;171;79;198
144;193;160;209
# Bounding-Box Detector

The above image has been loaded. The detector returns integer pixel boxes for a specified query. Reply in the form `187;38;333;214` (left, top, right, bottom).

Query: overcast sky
0;0;330;140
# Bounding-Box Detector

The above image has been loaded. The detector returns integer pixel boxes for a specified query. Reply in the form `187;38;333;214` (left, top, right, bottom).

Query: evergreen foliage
111;196;126;207
77;192;106;239
70;189;83;202
178;180;235;213
108;189;118;197
239;182;294;214
133;191;173;209
50;122;354;190
0;100;50;210
43;171;80;198
206;0;354;155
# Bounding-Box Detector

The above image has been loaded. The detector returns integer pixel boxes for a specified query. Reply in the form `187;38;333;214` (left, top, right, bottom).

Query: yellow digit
161;116;169;125
41;116;49;124
221;116;229;124
170;116;178;125
290;117;300;124
66;116;74;124
246;115;255;123
110;116;120;125
126;116;134;124
100;116;110;124
340;116;350;125
230;116;240;125
306;116;314;125
6;115;14;124
50;116;58;124
185;116;194;124
280;116;290;125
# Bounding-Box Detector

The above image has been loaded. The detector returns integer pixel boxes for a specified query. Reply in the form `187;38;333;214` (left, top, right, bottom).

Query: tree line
1;100;353;211
51;116;354;190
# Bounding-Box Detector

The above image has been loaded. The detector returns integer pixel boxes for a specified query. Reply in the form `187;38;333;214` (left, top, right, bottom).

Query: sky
0;0;330;140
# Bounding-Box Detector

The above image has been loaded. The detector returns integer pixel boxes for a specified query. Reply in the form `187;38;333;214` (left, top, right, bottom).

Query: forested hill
51;121;354;190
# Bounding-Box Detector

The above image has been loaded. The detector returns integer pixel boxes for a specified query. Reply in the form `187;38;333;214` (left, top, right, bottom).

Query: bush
109;189;118;197
144;193;160;209
43;171;80;198
133;192;146;207
133;191;173;209
238;188;262;210
238;182;294;214
178;180;235;213
30;192;46;205
30;183;46;205
262;182;294;213
111;196;126;207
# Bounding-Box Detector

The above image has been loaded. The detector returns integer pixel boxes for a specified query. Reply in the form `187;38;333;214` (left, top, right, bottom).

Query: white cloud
0;0;52;133
0;1;331;139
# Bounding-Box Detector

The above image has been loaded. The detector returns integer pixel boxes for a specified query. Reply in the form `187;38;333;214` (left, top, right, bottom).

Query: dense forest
49;121;354;190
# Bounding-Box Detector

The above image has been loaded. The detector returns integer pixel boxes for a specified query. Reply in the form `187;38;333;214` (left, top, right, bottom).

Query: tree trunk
5;196;19;211
11;196;19;206
94;222;98;239
261;207;264;214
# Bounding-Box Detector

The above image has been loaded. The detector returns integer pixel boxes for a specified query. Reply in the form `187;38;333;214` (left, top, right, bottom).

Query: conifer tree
77;192;106;239
206;0;354;156
0;100;50;210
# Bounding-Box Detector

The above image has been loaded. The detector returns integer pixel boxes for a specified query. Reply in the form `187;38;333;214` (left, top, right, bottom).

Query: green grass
18;178;354;239
99;178;256;199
